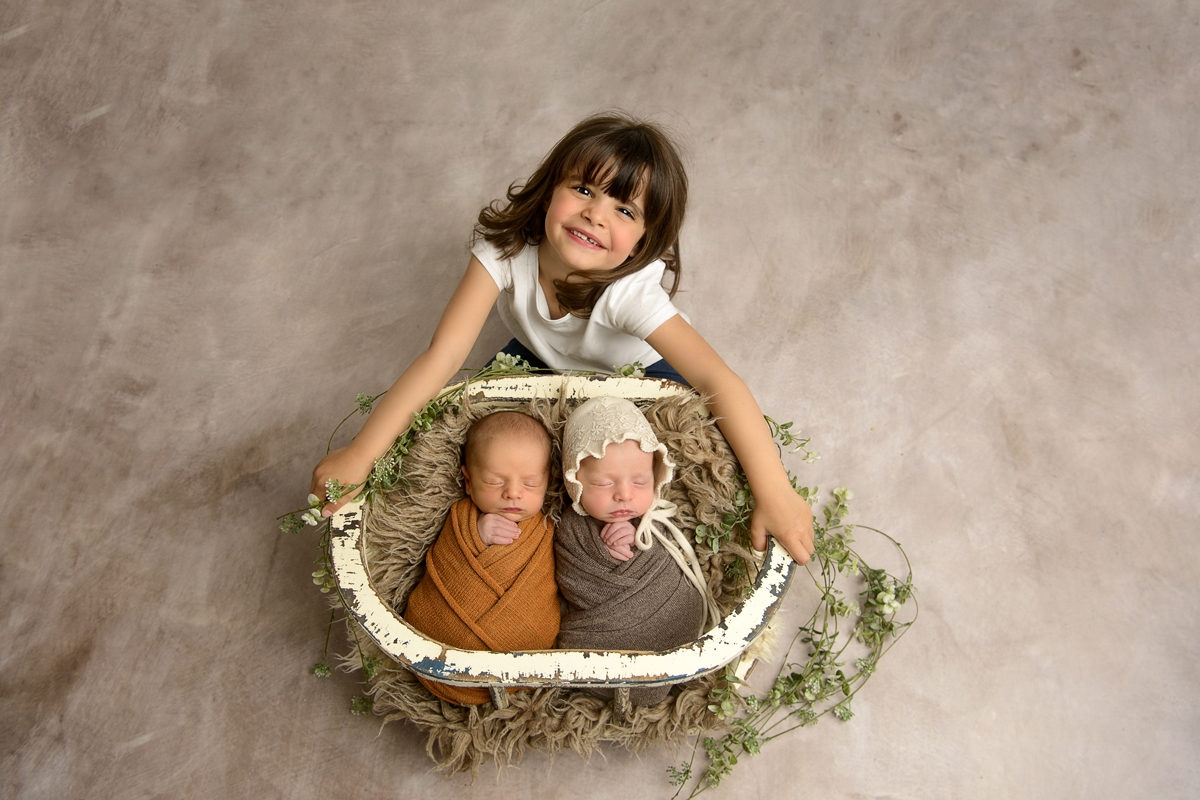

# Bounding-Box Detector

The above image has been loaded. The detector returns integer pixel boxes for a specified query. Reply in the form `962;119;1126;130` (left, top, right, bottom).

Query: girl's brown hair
474;112;688;318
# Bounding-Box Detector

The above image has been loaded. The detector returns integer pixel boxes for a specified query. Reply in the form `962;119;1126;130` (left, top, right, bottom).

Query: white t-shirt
472;240;682;373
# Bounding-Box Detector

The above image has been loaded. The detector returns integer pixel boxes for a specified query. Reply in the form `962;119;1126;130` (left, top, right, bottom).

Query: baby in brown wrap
403;411;560;705
557;396;721;705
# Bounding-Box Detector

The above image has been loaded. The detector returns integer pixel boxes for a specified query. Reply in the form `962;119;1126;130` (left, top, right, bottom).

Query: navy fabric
497;338;690;386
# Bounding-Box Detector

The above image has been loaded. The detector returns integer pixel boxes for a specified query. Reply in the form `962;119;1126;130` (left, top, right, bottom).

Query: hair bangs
566;133;655;210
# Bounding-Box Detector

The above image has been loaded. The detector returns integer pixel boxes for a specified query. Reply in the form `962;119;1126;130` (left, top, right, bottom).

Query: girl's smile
566;227;603;249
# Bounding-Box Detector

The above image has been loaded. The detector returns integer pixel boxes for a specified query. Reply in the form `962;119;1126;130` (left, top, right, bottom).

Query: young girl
312;112;815;565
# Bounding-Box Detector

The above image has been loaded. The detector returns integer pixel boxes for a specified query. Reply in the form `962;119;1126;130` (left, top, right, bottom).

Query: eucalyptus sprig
765;416;820;464
668;473;916;798
694;481;752;555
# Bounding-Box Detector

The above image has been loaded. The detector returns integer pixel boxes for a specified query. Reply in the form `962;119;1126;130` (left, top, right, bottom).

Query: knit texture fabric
403;497;560;705
560;395;719;627
555;507;707;705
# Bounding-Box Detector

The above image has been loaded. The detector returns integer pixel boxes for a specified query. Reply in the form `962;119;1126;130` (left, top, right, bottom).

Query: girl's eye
573;185;592;197
619;207;635;220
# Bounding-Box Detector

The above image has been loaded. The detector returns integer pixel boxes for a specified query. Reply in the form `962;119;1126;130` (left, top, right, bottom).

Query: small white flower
307;493;322;508
613;362;645;377
301;509;322;526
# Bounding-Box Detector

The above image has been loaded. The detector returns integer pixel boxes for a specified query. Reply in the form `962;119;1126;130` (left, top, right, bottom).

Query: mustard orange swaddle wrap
403;497;560;705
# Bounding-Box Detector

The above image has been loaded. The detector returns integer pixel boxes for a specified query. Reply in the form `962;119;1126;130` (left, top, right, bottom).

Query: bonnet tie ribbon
635;499;722;631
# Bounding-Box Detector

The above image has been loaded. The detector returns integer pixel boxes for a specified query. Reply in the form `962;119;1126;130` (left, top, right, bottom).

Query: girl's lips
567;227;604;250
609;508;634;518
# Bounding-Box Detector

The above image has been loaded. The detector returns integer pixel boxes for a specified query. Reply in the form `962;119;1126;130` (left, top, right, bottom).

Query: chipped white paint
329;375;797;689
460;373;689;403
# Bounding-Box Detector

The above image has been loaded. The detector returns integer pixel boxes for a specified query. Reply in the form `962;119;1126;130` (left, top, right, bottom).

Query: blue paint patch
410;656;455;679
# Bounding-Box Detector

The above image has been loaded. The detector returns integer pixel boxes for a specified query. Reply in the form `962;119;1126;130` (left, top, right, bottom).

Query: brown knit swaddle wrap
403;497;560;705
555;507;707;705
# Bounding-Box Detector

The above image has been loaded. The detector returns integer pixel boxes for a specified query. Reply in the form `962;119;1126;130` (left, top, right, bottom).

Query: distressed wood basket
329;375;797;714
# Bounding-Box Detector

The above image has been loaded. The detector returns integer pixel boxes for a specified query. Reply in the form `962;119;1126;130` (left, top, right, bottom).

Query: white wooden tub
329;375;798;715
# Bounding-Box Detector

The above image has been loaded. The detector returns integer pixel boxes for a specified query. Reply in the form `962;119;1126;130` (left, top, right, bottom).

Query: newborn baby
403;410;559;705
555;396;720;705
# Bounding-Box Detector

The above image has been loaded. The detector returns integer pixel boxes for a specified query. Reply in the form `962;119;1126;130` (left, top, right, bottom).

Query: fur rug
345;385;758;775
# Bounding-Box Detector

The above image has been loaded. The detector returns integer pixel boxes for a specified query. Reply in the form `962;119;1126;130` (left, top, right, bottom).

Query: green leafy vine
278;356;916;789
669;481;916;798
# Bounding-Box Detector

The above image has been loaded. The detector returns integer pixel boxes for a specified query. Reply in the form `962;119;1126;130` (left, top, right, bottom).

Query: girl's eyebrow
602;187;643;218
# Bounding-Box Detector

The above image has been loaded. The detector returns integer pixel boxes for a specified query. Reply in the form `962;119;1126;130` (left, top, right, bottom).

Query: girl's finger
747;518;769;554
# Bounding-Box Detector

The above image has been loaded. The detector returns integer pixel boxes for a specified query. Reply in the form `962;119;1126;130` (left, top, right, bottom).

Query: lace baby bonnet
562;396;721;630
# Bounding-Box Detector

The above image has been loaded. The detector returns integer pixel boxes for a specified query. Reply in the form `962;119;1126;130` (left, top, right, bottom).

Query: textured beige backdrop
2;1;1197;798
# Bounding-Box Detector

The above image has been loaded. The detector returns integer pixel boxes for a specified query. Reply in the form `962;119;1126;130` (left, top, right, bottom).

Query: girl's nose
581;199;605;227
614;482;630;501
503;481;522;498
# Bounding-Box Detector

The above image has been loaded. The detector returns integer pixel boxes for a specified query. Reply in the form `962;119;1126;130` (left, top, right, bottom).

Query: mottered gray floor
3;3;1197;798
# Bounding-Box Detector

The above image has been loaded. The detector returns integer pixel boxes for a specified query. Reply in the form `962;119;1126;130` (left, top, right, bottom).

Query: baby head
562;396;674;523
461;411;552;523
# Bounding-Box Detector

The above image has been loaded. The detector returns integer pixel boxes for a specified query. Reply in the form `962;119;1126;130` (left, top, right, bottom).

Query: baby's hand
600;521;636;561
478;514;521;546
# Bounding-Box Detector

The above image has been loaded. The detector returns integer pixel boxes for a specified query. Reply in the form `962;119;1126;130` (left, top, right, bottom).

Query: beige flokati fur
345;390;759;776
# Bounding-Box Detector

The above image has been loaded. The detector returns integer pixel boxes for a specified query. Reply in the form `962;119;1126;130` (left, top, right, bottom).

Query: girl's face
538;175;647;277
575;439;656;523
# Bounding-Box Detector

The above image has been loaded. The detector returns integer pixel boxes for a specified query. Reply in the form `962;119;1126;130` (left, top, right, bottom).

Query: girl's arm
646;315;815;565
311;256;501;517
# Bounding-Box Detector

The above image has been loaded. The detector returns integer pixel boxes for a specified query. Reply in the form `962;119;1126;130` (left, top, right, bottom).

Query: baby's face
576;439;656;523
462;435;550;522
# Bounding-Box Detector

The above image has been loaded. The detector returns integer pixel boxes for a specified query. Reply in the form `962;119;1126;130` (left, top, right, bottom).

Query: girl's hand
748;482;815;565
310;445;372;518
478;514;521;546
308;256;501;520
645;316;816;566
600;521;636;561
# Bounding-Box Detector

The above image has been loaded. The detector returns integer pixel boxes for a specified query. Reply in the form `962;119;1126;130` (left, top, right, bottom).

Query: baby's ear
460;465;472;494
